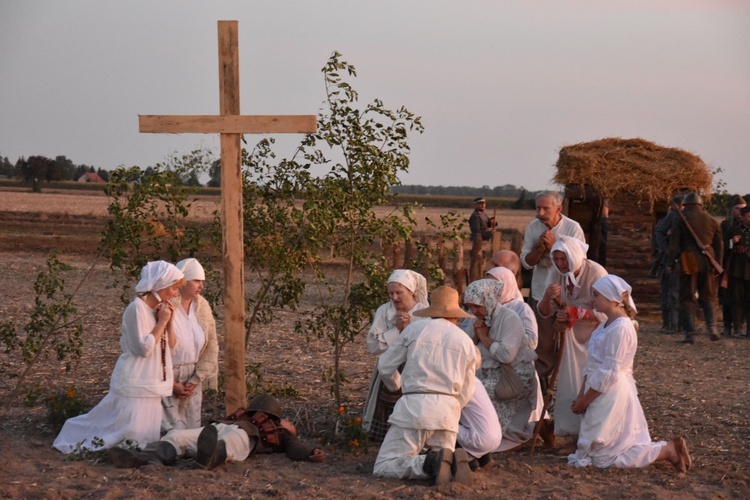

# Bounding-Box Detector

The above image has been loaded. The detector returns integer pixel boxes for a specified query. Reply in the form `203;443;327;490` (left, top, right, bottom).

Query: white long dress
53;298;174;453
465;306;538;451
568;317;667;468
161;299;206;431
541;259;607;436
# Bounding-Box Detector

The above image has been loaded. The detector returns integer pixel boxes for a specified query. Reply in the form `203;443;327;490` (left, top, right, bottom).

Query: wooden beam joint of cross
139;20;317;413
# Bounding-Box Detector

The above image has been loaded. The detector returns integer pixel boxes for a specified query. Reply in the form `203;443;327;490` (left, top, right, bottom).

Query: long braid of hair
621;291;639;331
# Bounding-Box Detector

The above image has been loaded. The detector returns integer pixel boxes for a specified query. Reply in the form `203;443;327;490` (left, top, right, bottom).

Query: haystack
555;137;713;209
553;137;714;313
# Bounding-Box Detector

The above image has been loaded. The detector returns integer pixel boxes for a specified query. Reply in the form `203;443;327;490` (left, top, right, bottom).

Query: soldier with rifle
667;192;723;344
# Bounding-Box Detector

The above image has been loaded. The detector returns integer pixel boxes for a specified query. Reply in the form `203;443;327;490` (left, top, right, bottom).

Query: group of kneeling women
364;236;691;475
50;241;690;477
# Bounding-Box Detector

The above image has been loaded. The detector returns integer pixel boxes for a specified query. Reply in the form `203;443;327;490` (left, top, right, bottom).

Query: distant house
77;172;106;183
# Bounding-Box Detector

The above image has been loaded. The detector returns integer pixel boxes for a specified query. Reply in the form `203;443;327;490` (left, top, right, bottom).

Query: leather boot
109;441;177;468
677;333;694;344
423;448;453;485
709;327;720;341
451;448;473;485
196;424;227;470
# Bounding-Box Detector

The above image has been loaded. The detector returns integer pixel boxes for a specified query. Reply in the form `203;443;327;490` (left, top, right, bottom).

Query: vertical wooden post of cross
139;21;317;413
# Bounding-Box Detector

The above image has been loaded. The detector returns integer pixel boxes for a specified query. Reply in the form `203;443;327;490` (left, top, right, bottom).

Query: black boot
109;441;177;468
677;334;694;345
423;448;453;485
196;425;227;470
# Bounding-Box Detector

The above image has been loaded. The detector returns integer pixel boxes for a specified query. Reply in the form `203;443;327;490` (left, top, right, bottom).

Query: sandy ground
0;189;748;499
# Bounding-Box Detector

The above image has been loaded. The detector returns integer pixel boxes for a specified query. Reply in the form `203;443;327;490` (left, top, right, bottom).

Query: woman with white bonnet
486;266;551;446
53;261;184;453
463;278;538;451
362;269;429;443
161;258;218;432
538;235;607;453
568;275;691;473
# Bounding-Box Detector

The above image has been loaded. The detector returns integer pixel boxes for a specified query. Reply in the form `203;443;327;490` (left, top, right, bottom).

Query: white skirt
52;392;163;454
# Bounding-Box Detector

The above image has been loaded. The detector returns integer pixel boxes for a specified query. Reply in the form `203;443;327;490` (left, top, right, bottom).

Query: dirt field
0;189;748;499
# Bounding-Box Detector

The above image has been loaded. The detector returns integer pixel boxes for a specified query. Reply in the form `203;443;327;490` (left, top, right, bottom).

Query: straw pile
554;137;713;207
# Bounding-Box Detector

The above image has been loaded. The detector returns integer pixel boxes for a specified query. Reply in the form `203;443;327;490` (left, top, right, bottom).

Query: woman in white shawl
53;261;184;453
486;266;550;445
362;270;429;443
568;275;691;473
161;258;218;432
538;236;607;450
463;279;538;451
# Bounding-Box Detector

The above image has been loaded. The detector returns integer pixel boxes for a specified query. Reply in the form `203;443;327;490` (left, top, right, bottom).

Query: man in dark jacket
725;205;750;337
720;195;747;336
109;394;326;469
668;192;723;344
469;197;494;241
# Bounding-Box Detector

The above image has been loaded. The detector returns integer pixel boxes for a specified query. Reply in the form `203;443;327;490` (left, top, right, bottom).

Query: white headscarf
387;269;429;306
550;235;589;289
463;279;504;324
592;274;637;314
176;258;206;281
485;266;523;303
135;261;184;300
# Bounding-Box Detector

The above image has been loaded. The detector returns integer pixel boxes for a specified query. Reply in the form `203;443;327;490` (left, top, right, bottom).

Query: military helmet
247;393;282;419
682;192;702;206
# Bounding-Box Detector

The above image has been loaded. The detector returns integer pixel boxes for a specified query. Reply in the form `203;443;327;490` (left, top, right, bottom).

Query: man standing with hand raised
520;191;585;393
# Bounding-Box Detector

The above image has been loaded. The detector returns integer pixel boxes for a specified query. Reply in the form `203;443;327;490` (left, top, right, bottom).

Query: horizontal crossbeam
139;114;317;134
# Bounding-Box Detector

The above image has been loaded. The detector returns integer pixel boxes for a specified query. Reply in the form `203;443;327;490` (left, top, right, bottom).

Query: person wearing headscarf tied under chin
53;261;184;454
161;258;218;432
463;279;539;452
538;236;607;454
485;266;550;447
362;270;429;443
568;275;691;473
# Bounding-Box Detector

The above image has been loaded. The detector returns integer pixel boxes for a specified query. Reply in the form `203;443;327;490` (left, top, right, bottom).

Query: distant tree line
0;150;225;192
392;183;543;199
0;152;110;191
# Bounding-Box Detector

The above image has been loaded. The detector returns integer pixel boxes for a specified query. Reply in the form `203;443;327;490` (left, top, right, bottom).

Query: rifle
673;201;723;275
529;295;567;455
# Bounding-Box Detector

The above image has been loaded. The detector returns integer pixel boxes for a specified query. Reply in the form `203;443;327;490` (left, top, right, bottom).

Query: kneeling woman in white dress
53;261;184;453
161;258;218;432
568;275;691;472
362;270;428;443
463;278;539;451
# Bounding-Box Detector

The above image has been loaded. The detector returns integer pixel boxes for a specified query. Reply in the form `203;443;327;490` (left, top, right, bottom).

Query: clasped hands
396;311;411;332
173;381;197;398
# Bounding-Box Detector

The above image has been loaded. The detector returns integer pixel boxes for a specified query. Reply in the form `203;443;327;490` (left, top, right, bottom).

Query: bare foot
672;437;691;473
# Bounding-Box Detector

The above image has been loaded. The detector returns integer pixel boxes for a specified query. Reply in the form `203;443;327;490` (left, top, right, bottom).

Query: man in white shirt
373;286;478;486
520;191;585;392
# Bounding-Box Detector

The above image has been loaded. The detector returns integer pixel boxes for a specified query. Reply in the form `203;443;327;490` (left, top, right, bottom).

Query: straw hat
412;286;474;319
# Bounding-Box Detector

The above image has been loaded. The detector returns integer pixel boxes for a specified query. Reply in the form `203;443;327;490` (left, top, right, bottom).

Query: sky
1;0;749;193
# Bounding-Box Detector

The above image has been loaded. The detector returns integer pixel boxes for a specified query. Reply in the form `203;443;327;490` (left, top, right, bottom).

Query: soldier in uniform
725;205;750;337
109;393;326;469
668;193;723;344
469;197;495;241
652;195;684;333
720;195;746;336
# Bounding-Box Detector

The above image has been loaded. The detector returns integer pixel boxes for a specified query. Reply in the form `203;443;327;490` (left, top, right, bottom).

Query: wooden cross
139;20;317;412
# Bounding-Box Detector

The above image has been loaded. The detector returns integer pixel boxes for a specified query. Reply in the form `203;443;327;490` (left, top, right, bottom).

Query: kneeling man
373;286;478;485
